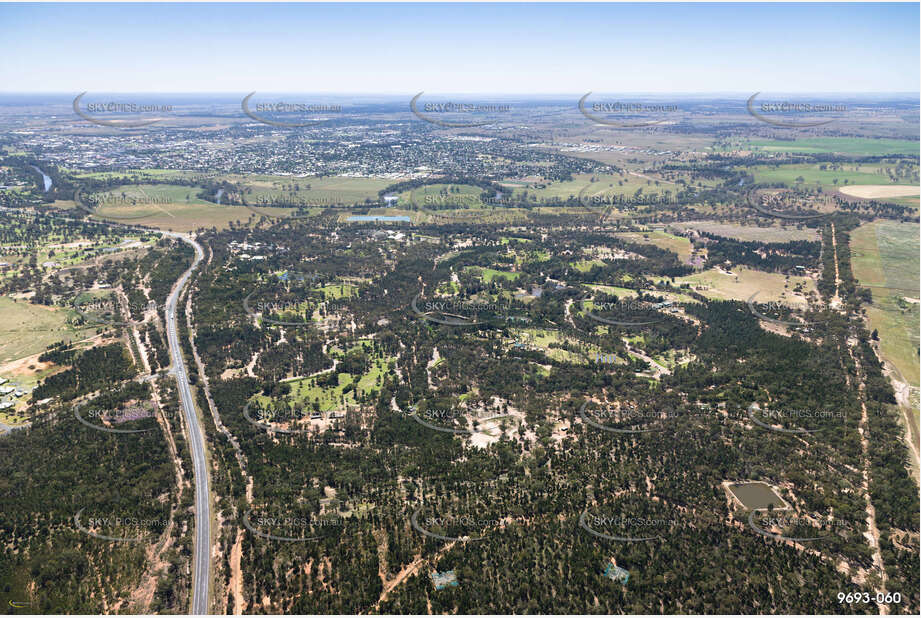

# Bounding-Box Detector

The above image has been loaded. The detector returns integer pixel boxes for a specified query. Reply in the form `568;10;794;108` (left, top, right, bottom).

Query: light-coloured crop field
850;220;920;474
89;201;257;232
84;182;258;230
90;183;212;205
839;185;920;199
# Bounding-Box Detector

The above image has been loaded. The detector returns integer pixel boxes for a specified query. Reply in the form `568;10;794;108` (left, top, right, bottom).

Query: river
29;165;52;192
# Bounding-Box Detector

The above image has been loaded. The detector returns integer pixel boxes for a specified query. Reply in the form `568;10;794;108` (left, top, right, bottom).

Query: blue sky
1;2;918;93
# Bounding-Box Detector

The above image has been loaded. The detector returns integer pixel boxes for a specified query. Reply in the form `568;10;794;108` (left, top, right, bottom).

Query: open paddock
669;221;819;243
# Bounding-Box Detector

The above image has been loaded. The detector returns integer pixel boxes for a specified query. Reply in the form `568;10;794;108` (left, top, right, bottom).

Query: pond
727;481;788;510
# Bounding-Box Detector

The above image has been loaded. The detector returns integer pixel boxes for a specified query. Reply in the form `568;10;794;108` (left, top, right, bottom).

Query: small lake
29;165;52;192
214;188;224;204
728;482;787;510
346;215;411;223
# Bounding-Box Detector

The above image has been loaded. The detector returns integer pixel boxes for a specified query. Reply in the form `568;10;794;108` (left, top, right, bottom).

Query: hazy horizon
1;2;918;93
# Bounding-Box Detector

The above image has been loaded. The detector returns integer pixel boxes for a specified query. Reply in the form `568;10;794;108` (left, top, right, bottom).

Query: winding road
1;201;215;614
163;232;210;615
42;190;212;614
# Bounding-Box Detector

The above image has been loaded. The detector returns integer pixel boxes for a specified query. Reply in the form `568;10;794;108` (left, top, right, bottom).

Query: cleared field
585;284;640;298
466;266;520;283
319;283;360;300
508;327;607;365
362;206;528;225
257;349;393;413
403;183;486;208
746;137;919;156
89;201;256;232
572;259;606;273
749;163;918;189
90;183;212;205
517;248;550;264
82;183;259;230
70;169;212;182
851;221;920;477
395;184;538;224
615;230;692;262
513;172;683;205
665;266;818;306
0;297;96;363
850;220;920;388
48;199;79;210
855;221;920;294
669;221;819;243
225;174;394;207
839;185;920;199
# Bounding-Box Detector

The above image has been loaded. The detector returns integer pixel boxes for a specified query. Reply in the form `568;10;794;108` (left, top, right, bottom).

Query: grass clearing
509;327;613;365
615;230;692;262
512;172;686;206
749;162;917;189
585;284;640;298
467;267;520;283
0;297;96;364
572;259;606;273
257;349;394;414
850;220;919;389
69;168;211;182
227;174;393;207
90;202;256;232
319;283;360;300
664;267;818;306
402;183;487;208
90;183;212;205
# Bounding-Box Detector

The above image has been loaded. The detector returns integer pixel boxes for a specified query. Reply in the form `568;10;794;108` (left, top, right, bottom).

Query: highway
1;205;213;613
163;232;210;615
